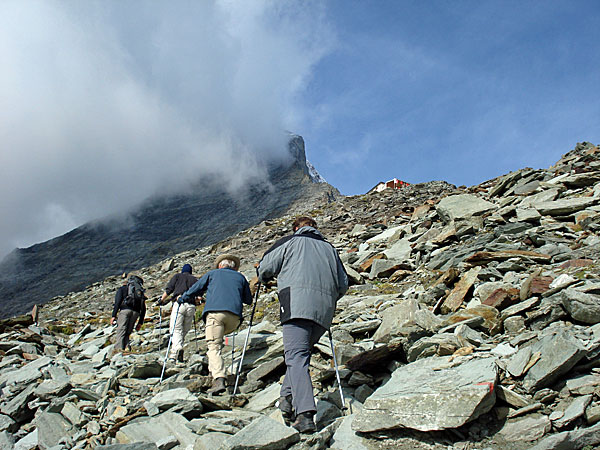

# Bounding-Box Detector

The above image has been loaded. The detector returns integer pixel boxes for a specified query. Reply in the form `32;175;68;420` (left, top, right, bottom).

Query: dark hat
182;264;192;274
214;254;240;270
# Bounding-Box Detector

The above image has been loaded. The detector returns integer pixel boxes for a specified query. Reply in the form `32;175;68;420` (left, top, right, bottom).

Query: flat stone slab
499;414;551;442
116;412;198;448
220;415;299;450
436;194;497;223
522;331;587;393
352;356;498;432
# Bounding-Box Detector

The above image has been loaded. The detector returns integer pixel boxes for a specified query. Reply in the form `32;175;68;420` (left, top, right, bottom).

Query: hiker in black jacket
111;275;147;352
159;264;198;362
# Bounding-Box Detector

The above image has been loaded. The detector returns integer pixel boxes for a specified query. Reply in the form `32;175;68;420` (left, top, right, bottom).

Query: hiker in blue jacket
257;216;348;433
179;254;252;394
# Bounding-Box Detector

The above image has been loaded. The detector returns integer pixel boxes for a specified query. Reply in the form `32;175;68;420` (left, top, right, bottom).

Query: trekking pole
328;329;346;412
232;283;261;396
193;311;199;352
158;303;163;352
160;303;180;383
230;332;236;374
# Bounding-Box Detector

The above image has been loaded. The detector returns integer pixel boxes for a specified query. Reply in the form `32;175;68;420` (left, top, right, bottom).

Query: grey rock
496;385;531;408
0;356;52;387
553;394;593;428
61;402;86;427
315;400;342;430
523;331;587;393
245;383;280;412
13;429;37;450
247;357;284;383
352;356;498;432
35;411;75;450
0;430;15;450
382;239;412;261
0;413;17;433
533;197;597;216
527;419;600;450
149;388;199;410
116;412;198;448
96;445;158;450
504;316;526;334
562;288;600;324
193;432;230;450
0;384;36;423
34;380;71;402
506;346;534;378
436;194;497;223
498;414;551;442
220;415;300;450
353;385;374;404
330;415;369;450
156;435;178;450
567;374;600;395
407;333;465;362
129;359;163;379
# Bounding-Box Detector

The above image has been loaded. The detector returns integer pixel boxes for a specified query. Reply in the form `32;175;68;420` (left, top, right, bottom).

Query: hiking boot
207;377;227;395
278;395;294;420
177;349;184;363
291;412;316;434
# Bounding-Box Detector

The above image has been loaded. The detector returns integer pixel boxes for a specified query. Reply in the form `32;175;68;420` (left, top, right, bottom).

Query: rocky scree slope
0;134;338;319
2;142;600;449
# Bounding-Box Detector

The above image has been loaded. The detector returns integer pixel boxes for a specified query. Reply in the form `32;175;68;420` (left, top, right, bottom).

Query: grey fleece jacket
257;226;348;330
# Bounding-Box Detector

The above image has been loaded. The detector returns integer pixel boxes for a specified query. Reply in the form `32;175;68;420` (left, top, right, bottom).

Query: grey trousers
115;309;139;350
281;319;326;415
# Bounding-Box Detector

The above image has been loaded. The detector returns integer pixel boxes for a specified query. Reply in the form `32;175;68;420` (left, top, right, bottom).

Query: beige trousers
205;311;240;379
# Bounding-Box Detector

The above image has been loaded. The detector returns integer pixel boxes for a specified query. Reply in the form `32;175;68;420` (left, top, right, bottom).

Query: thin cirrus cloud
0;0;332;258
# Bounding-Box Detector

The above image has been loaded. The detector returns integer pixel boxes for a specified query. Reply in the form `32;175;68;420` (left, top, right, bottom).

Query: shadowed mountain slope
0;135;338;318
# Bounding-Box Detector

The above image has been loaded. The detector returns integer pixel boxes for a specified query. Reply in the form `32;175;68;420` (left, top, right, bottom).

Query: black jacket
112;285;147;323
164;272;198;304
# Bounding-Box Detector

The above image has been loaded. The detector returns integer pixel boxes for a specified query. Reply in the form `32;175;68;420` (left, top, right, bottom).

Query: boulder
352;356;498;432
436;194;497;223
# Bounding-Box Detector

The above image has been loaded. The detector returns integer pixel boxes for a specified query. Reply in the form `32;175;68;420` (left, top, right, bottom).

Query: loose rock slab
352;356;498;432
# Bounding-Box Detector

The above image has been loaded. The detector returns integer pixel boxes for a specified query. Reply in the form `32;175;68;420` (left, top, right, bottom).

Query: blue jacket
180;268;252;321
257;226;348;329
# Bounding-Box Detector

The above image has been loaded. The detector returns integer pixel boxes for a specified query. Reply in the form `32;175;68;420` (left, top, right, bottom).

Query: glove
177;295;185;304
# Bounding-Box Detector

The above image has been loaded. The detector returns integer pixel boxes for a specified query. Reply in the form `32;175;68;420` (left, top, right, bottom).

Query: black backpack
124;275;145;310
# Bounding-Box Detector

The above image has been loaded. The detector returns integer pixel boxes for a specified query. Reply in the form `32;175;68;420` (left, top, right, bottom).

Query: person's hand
135;323;142;331
177;295;184;304
249;276;260;295
111;317;116;326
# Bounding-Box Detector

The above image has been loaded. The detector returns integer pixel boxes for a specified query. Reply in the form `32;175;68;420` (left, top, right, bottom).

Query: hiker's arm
136;299;146;330
336;254;349;299
179;274;209;303
242;279;253;305
111;288;124;324
159;291;169;305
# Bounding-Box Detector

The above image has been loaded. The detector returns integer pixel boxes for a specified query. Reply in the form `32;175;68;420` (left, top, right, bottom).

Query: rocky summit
0;134;337;319
1;141;600;449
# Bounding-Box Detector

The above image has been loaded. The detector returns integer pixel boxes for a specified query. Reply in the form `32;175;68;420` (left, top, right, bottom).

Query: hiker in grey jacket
257;216;348;433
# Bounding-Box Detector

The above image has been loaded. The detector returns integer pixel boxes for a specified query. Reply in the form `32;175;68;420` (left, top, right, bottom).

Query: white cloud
0;0;332;257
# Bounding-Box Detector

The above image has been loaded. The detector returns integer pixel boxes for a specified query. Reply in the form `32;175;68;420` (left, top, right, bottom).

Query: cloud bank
0;0;331;257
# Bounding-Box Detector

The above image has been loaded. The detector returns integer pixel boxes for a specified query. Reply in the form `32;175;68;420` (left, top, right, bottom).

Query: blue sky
1;1;599;255
301;1;600;194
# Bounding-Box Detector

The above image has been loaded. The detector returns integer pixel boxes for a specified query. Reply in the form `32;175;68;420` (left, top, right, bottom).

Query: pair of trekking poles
159;300;199;382
159;283;346;411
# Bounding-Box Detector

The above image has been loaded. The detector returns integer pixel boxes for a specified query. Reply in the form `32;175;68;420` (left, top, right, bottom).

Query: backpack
124;275;145;310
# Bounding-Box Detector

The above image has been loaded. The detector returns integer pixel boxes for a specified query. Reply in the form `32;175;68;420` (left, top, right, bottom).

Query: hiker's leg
181;304;195;340
222;311;240;336
169;306;185;359
123;311;139;349
115;310;133;350
205;312;227;379
282;319;323;415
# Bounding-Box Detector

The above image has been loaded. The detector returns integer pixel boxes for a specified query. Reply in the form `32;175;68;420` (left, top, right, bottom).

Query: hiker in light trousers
159;264;197;362
257;216;348;433
179;254;252;394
